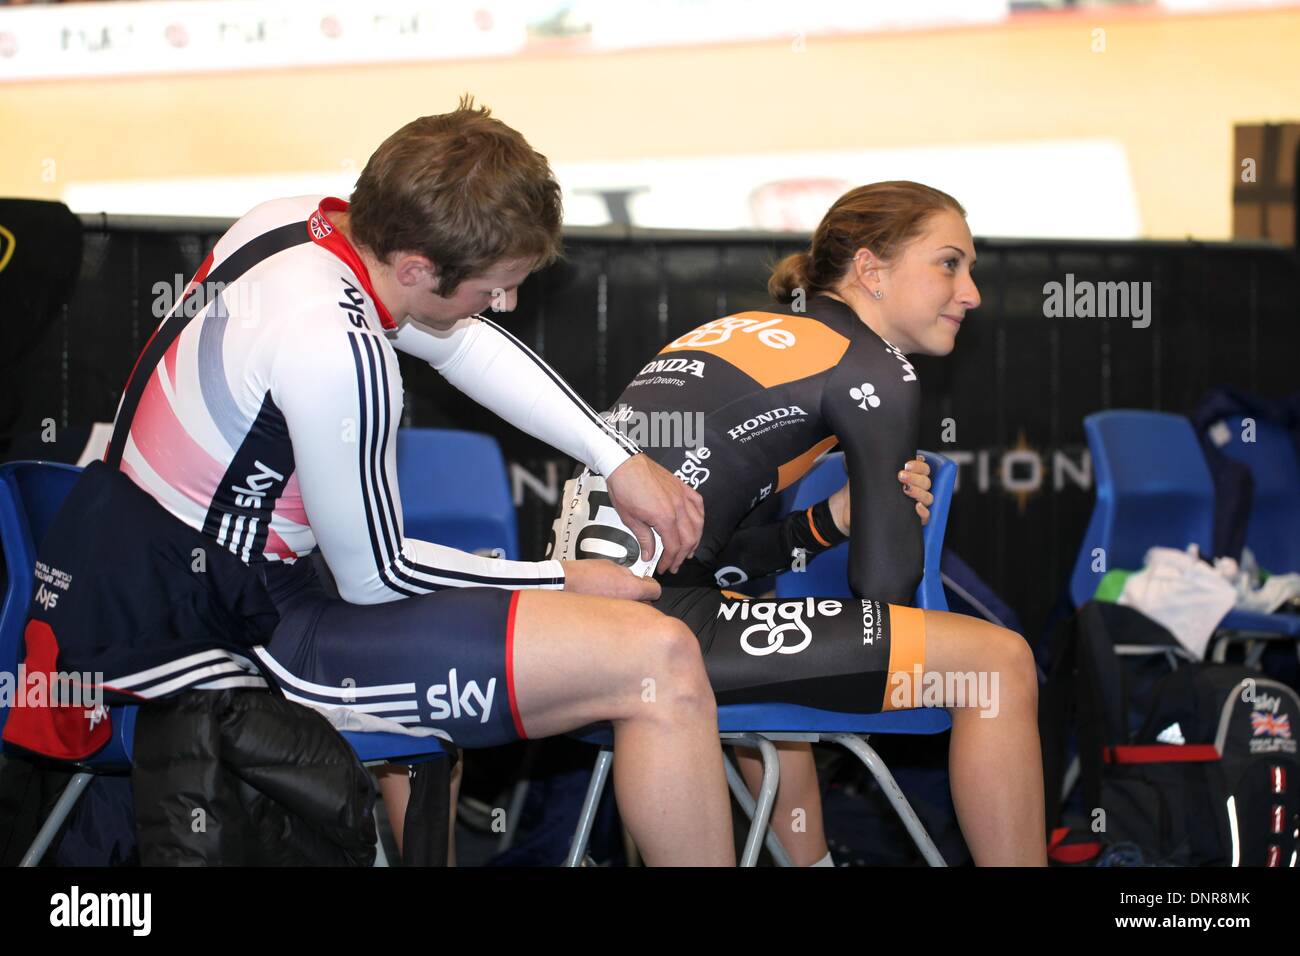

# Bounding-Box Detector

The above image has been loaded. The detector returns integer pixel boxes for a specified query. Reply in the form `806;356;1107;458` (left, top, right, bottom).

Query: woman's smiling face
876;209;981;356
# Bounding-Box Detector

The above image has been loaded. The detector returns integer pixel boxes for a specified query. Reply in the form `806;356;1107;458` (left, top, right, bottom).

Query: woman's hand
901;456;933;525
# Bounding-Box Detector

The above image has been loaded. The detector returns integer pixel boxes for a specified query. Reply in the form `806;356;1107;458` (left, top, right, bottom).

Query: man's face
879;210;980;356
405;257;534;328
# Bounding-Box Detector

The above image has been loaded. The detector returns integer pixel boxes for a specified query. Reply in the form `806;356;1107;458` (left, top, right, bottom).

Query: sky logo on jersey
427;669;497;724
231;460;285;510
720;597;842;657
639;357;705;378
338;279;368;329
206;398;296;562
849;382;881;410
727;405;807;440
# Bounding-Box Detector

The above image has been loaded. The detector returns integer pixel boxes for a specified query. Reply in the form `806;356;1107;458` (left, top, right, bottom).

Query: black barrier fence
4;213;1299;641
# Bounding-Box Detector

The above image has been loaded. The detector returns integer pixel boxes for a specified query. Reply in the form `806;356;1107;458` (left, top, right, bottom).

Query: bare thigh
918;609;1036;708
510;589;711;739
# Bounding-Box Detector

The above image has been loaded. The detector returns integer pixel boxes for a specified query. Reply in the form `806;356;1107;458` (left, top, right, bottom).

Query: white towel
1118;545;1237;658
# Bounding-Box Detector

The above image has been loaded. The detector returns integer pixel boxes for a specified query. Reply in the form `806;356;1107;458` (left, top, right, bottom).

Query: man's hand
560;559;662;601
604;453;704;575
828;456;933;534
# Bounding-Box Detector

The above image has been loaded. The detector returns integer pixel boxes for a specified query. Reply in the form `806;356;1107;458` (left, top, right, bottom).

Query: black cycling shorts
653;587;927;714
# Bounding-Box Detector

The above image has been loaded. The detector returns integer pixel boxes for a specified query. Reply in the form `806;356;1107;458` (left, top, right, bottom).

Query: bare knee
986;627;1037;713
634;614;715;721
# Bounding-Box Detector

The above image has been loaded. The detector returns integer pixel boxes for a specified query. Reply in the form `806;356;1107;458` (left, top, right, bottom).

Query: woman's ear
853;249;882;290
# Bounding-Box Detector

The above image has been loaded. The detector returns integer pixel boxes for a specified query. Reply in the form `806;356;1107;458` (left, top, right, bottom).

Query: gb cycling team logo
669;315;796;351
308;210;334;240
719;598;842;656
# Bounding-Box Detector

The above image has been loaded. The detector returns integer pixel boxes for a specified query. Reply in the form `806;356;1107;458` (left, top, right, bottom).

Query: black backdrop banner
4;212;1298;641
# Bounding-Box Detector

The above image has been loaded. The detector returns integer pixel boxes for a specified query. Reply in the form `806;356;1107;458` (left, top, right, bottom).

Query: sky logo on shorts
427;669;496;724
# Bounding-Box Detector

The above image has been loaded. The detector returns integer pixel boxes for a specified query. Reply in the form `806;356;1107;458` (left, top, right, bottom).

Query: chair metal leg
826;732;947;867
727;733;780;867
1062;755;1081;803
1212;635;1227;663
565;746;613;867
1245;640;1267;670
500;740;541;853
21;771;93;867
723;749;794;867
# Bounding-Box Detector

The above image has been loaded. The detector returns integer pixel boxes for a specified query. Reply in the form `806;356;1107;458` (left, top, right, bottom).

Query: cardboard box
1232;122;1300;245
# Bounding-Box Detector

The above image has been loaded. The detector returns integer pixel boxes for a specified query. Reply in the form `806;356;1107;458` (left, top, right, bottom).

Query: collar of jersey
308;198;397;331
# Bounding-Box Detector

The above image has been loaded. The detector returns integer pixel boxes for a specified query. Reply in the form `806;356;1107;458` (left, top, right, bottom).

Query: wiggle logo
719;598;842;657
663;312;849;389
669;315;796;351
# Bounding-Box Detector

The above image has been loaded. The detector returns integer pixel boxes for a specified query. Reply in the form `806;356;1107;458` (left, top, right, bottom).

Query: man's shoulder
230;195;322;236
218;197;370;316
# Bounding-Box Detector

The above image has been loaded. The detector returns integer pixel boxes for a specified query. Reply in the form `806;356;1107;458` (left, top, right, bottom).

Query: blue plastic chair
396;428;519;560
1068;410;1300;650
289;430;519;770
0;457;459;866
0;461;139;865
1216;415;1300;576
566;451;959;867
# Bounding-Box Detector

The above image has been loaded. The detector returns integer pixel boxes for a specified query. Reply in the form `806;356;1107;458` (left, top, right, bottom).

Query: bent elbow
336;569;405;606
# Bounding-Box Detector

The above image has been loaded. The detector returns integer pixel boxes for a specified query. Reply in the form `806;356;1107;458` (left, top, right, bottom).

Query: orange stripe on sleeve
806;507;831;547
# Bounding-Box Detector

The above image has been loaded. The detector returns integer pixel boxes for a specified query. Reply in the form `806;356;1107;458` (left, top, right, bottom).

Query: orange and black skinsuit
560;295;929;712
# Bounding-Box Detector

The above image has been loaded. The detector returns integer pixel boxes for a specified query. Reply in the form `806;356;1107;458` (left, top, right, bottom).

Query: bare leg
511;590;735;866
920;610;1046;866
733;742;829;865
373;760;462;865
374;765;409;859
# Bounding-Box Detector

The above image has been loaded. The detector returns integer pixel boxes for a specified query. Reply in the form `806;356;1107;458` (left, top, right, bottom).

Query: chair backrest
395;428;519;560
1068;410;1215;607
774;450;956;610
0;461;83;733
1216;415;1300;573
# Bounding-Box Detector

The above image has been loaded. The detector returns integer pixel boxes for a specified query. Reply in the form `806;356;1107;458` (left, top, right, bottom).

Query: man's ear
392;253;437;290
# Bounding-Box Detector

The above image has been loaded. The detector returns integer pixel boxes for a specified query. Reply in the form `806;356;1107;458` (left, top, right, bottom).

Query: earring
873;290;884;300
